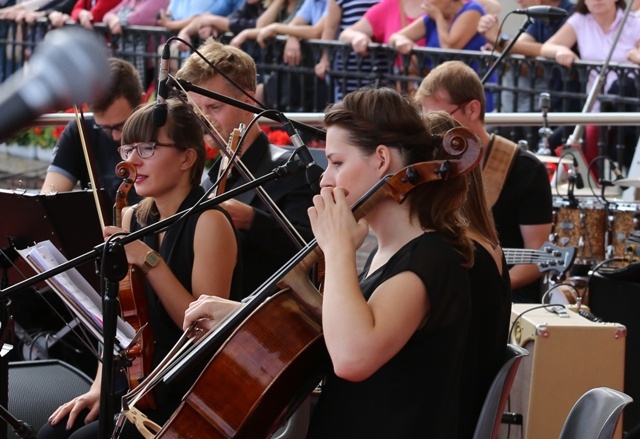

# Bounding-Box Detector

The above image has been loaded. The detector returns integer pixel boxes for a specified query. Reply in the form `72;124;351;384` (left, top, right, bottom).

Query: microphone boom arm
167;76;326;141
481;16;533;85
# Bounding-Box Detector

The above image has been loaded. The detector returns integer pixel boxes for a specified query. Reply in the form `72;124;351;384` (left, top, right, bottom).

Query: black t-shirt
491;142;553;302
308;232;471;439
205;132;315;297
48;118;139;216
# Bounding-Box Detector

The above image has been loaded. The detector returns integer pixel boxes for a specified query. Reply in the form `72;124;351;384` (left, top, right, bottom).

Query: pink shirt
364;0;425;45
568;8;640;108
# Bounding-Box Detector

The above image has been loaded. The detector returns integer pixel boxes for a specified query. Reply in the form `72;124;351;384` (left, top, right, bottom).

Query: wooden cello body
154;127;481;438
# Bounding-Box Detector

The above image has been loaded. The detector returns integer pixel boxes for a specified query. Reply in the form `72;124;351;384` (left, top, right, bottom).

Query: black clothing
37;186;242;438
206;132;315;297
48;118;140;216
228;1;264;34
491;146;553;303
458;242;512;438
131;186;243;405
307;232;471;439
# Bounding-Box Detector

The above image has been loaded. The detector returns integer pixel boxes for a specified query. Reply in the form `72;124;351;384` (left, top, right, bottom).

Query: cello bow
143;126;482;438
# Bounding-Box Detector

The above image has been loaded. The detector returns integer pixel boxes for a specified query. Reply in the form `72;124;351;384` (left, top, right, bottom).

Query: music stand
0;189;103;288
0;189;104;439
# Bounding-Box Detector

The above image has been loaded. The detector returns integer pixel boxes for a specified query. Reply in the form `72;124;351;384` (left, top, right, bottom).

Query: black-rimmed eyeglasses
449;101;469;116
94;120;126;136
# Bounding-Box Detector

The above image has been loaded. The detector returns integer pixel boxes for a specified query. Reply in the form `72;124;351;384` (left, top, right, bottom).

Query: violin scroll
116;161;137;182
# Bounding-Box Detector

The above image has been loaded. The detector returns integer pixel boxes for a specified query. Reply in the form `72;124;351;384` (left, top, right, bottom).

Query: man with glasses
41;58;145;214
417;61;553;303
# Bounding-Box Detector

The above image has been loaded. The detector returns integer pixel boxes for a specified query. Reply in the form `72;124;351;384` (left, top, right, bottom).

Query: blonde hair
177;39;257;94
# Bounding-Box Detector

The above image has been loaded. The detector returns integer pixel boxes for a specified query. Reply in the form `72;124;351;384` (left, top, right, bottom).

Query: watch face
147;251;161;266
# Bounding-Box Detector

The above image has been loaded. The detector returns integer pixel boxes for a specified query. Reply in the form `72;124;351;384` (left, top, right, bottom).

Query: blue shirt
525;0;575;42
168;0;243;20
423;1;487;50
296;0;327;25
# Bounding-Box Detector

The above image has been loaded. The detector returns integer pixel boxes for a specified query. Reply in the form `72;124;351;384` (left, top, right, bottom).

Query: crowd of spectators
0;0;638;112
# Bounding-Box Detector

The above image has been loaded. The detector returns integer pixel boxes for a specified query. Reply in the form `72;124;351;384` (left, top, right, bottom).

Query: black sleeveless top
130;186;242;414
308;232;471;439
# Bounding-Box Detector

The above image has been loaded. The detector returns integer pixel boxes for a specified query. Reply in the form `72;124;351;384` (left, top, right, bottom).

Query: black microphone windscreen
513;5;568;21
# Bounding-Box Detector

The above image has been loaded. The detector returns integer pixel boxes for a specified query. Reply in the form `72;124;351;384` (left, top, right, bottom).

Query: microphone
153;43;171;127
278;112;324;193
0;27;109;142
537;92;552;155
513;6;568;21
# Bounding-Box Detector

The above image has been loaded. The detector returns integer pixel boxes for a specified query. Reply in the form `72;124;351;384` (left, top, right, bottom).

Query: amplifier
498;304;626;439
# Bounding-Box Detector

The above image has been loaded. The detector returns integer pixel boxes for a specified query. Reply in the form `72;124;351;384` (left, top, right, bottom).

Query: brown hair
90;58;142;113
573;0;625;14
121;98;205;225
423;111;499;248
415;61;486;122
176;39;257;94
324;87;473;266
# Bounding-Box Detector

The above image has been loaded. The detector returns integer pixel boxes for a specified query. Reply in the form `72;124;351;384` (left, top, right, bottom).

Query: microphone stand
481;16;532;85
562;0;635;188
0;160;303;439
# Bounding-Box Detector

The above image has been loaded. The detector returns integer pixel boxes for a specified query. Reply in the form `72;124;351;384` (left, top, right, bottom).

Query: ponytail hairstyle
121;98;205;226
324;87;473;266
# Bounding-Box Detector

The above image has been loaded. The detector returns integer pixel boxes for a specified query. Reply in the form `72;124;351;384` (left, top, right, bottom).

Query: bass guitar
504;243;577;277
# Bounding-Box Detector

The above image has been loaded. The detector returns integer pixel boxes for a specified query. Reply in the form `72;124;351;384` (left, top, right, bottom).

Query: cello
144;126;483;438
114;161;157;409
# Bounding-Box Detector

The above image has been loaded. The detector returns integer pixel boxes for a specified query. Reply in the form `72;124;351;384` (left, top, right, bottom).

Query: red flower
52;126;65;140
268;129;291;146
33;127;42;135
204;141;217;160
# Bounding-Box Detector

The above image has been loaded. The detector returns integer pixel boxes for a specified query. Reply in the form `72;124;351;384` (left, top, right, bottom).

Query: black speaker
589;273;640;432
6;360;91;436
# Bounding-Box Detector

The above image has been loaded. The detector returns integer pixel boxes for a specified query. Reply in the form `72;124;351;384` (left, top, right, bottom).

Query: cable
508;304;566;344
540;281;580;305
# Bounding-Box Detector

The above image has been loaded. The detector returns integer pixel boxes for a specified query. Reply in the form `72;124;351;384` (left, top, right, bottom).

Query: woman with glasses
38;98;242;439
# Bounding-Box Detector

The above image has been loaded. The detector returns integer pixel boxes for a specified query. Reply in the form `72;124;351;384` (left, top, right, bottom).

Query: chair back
472;343;529;439
558;387;633;439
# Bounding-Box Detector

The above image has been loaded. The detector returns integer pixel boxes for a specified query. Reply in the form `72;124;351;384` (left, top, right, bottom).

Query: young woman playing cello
184;87;478;438
38;98;241;438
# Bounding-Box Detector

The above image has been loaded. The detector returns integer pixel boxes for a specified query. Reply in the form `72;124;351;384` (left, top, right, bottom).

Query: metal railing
0;19;638;182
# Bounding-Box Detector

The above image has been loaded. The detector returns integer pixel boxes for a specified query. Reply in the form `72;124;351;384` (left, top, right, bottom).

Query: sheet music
17;240;135;354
